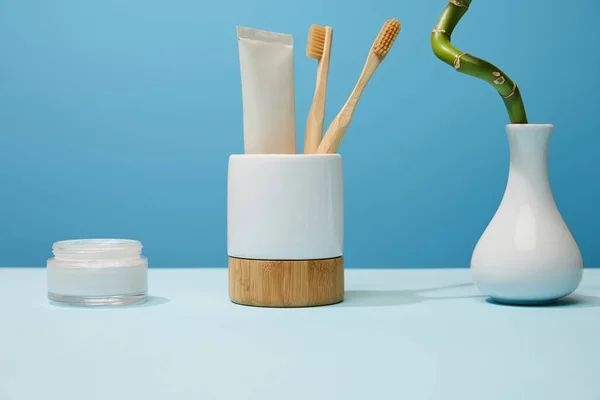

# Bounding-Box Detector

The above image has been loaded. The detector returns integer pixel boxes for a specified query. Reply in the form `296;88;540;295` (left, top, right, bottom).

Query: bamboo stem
430;0;528;124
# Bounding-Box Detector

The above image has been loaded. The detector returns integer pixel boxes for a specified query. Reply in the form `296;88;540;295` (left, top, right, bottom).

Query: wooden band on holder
228;256;344;307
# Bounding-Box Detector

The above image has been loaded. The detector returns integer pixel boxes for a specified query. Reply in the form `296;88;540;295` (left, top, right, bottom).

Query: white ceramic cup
227;154;344;260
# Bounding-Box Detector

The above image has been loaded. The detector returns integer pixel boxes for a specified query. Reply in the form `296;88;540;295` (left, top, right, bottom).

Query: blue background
0;0;598;268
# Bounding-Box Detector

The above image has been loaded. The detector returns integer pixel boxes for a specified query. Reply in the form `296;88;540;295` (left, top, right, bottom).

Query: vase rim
505;123;553;128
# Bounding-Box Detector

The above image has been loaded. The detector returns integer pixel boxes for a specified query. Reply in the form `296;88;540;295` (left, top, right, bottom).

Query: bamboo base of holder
228;256;344;307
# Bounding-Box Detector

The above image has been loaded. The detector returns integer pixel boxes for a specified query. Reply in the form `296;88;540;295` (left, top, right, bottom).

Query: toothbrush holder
227;154;344;307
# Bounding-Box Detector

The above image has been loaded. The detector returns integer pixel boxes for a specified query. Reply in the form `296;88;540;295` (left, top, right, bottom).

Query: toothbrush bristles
306;24;326;59
373;19;401;58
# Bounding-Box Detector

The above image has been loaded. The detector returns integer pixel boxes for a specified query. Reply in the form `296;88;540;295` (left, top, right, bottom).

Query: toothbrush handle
316;52;382;154
304;89;326;153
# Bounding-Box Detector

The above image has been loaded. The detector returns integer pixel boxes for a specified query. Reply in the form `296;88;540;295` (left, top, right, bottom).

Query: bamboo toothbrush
315;18;401;154
304;24;333;154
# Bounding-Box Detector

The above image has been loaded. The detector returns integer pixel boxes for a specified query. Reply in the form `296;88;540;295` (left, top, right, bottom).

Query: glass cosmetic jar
47;239;148;307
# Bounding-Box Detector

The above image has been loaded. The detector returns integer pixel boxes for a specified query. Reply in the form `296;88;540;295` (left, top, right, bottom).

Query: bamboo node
454;53;466;69
502;82;517;98
432;28;447;33
449;0;469;8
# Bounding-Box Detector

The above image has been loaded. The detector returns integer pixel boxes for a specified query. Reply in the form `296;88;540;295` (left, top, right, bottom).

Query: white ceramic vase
471;124;583;305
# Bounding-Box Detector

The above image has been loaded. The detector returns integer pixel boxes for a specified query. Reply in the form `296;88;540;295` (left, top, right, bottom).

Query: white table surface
1;267;599;400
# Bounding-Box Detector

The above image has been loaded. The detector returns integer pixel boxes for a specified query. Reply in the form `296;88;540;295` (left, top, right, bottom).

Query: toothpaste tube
237;26;296;154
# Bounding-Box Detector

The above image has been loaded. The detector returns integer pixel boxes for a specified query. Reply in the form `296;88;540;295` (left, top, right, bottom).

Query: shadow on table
130;296;170;308
485;294;600;308
338;283;484;308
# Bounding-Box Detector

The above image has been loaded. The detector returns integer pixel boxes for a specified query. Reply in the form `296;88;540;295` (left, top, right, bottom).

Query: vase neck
505;125;553;198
